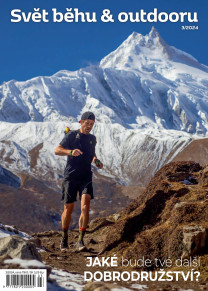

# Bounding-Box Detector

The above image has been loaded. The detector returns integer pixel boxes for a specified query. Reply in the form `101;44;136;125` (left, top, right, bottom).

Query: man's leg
60;203;74;250
79;194;91;228
62;203;74;229
76;194;91;251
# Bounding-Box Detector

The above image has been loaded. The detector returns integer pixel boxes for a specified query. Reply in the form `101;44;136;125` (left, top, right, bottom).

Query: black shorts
61;173;93;204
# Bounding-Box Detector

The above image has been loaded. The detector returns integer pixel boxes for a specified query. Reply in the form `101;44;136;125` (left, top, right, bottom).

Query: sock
78;227;86;242
62;228;68;239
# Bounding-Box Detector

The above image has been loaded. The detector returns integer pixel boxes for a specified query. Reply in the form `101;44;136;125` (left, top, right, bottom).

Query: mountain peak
100;27;168;69
149;26;160;38
100;27;205;72
127;27;160;41
124;31;142;44
129;31;140;38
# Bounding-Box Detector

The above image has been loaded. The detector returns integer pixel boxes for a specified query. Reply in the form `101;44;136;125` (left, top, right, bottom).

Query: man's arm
54;145;83;156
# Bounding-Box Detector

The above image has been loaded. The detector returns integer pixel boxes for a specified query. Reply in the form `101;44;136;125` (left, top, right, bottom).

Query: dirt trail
30;161;208;291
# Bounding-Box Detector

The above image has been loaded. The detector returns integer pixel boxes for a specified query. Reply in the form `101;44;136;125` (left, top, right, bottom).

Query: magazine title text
10;8;198;23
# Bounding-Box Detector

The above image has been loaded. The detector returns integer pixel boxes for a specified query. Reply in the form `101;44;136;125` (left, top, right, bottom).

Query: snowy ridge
0;223;32;240
0;27;208;185
0;121;192;185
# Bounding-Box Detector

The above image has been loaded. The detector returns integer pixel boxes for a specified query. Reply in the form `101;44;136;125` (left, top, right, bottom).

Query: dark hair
81;111;95;121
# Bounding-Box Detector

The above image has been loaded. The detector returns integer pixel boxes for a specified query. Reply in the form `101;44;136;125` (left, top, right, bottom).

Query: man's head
79;111;95;134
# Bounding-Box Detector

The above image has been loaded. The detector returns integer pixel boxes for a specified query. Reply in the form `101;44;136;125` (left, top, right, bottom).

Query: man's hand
94;159;103;169
72;149;83;156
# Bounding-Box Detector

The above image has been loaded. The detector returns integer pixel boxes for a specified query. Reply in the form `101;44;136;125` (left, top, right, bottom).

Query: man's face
80;119;95;134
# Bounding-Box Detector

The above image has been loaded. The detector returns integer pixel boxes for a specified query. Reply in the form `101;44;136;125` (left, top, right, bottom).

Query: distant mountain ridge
0;166;20;188
0;27;208;185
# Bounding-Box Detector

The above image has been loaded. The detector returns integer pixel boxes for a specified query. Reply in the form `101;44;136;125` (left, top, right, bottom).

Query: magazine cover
0;0;208;290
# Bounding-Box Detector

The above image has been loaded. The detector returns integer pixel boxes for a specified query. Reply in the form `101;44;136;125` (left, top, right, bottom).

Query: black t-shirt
60;129;96;178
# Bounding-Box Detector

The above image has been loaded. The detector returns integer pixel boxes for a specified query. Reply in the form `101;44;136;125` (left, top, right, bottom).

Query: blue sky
0;0;207;84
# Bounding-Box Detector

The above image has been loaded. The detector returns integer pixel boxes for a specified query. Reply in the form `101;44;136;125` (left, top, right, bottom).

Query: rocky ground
29;161;208;290
0;161;208;290
30;228;207;290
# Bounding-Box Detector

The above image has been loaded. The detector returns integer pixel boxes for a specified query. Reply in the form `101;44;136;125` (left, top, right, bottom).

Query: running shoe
60;237;68;251
76;240;86;251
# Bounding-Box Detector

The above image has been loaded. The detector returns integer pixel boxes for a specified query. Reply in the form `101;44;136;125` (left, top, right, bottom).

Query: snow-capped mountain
0;27;208;185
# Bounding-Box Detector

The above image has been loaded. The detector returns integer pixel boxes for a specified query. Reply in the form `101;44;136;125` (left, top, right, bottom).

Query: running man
54;111;103;251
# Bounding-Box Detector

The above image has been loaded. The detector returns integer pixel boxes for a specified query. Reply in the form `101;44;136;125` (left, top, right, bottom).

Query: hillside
173;138;208;166
0;172;134;232
29;161;208;290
